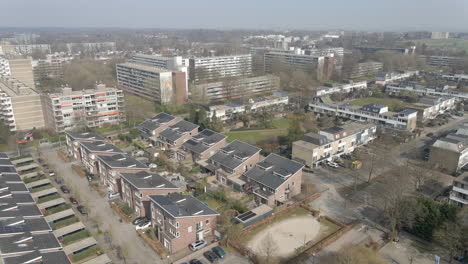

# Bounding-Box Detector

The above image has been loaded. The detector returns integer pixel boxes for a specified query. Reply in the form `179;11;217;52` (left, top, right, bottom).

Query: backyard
349;97;410;112
225;118;291;143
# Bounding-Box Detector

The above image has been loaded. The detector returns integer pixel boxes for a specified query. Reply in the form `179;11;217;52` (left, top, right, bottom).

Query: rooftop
159;120;199;143
0;76;37;97
182;129;226;155
208;140;261;171
244;154;304;190
149;193;218;218
98;154;148;169
80;141;124;154
120;171;178;190
65;131;104;141
117;62;172;73
139;112;177;133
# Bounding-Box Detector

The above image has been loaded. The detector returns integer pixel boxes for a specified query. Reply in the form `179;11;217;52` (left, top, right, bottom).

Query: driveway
40;146;166;264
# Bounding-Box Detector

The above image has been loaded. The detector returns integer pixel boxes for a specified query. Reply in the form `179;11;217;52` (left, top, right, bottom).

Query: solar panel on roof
237;211;257;221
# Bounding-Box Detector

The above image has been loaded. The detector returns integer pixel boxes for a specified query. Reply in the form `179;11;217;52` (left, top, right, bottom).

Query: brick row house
206;140;261;191
178;129;227;162
79;141;125;175
96;154;148;193
138;112;179;146
243;154;304;207
157;120;199;149
149;193;219;254
120;171;179;217
64;131;104;160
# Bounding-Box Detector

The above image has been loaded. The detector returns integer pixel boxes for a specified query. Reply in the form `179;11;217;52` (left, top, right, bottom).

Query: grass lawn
38;193;60;204
225;129;287;143
52;216;80;230
31;184;53;193
351;74;375;82
72;245;102;262
23;174;46;184
45;203;71;215
62;230;91;245
407;38;468;53
271;118;292;129
349;97;410;111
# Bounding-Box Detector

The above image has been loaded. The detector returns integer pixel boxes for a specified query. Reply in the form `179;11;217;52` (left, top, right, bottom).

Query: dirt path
40;146;165;264
247;216;320;257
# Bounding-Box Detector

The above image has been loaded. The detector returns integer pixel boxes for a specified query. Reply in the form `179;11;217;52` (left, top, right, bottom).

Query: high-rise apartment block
189;54;252;83
0;56;35;88
33;59;64;82
0;76;45;131
116;62;187;105
41;84;126;133
351;62;383;78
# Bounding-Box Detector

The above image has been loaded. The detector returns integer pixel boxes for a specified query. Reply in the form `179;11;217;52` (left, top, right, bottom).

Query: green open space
38;193;60;204
72;245;102;262
51;216;80;230
225;118;291;143
45;203;71;215
349;97;410;112
31;184;53;193
62;230;91;245
408;38;468;53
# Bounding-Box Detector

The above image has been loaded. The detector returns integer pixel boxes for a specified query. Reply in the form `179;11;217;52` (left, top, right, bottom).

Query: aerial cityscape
0;1;467;264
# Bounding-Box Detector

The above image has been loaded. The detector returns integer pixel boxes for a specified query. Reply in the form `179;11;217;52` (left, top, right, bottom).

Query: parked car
42;164;48;169
48;171;55;177
108;192;120;200
38;158;44;164
77;205;87;215
426;133;434;137
148;163;157;169
55;178;62;184
189;259;203;264
203;251;218;263
87;174;94;182
132;217;148;225
69;197;78;205
189;240;207;251
327;162;339;168
135;220;151;230
60;185;70;194
212;246;226;259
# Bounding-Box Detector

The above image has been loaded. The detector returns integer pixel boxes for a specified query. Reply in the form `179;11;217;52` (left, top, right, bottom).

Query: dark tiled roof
159;120;199;143
0;204;42;218
182;129;226;155
150;193;218;218
0;152;9;159
0;159;13;166
0;166;18;174
121;171;178;189
98;154;148;169
139;112;176;132
80;141;124;153
322;126;344;134
208;140;261;171
0;233;61;255
65;131;104;141
0;173;22;183
244;154;304;190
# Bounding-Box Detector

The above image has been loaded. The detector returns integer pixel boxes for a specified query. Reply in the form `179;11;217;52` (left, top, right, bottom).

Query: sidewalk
40;146;167;264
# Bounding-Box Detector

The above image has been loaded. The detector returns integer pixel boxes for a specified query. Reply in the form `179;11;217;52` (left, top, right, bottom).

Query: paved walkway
40;146;166;264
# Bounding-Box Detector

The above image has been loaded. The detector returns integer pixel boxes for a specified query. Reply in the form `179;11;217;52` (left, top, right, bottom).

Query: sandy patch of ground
248;216;320;257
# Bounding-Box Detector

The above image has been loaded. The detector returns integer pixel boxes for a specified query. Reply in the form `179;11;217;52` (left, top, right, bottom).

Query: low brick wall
110;203;131;223
136;230;168;259
71;164;86;178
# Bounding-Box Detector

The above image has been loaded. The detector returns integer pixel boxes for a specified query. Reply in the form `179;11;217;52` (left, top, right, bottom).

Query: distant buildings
195;75;280;101
65;42;116;53
406;96;456;122
431;32;450;39
420;55;460;68
189;54;252;83
41;84;126;133
292;122;377;167
308;99;418;131
309;81;367;97
0;44;51;56
351;61;383;78
116;62;187;105
32;58;64;82
0;76;45;131
449;172;468;206
375;70;419;86
386;82;468;101
354;46;416;55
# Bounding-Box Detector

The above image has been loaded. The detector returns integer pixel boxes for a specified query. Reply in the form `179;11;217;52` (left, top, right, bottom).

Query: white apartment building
0;57;11;75
189;54;252;83
65;42;116;53
116;62;187;105
406;96;456;122
351;61;383;78
450;173;468;206
195;75;280;101
386;82;468;101
375;70;419;86
308;100;418;131
41;84;126;133
0;76;45;131
431;32;450;39
264;51;331;80
292;122;377;167
420;55;460;67
0;56;35;88
206;92;289;121
312;81;367;97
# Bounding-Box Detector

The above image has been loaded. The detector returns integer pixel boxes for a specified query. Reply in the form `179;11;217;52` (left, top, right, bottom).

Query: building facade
150;193;219;254
386;82;468;101
157;120;199;149
375;70;419;86
311;81;367;97
292;122;377;167
79;141;125;174
450;173;468;206
116;62;187;105
0;76;45;131
351;62;383;78
406;96;456;122
430;134;468;174
264;51;331;80
189;54;252;83
178;129;227;162
138;113;179;145
64;131;104;160
41;85;126;133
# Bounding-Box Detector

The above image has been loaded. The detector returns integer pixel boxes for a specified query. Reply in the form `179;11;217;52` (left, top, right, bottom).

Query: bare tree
259;233;279;264
408;161;434;191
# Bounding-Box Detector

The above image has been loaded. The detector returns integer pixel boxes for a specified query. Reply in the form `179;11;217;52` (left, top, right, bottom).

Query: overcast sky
1;0;467;31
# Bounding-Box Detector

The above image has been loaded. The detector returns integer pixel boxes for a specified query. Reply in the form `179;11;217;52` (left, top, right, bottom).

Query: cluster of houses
64;112;308;254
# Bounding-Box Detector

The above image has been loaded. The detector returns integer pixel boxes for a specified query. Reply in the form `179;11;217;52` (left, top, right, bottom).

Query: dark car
212;246;226;259
55;178;62;184
77;205;87;215
38;158;44;164
60;185;70;194
87;174;94;182
189;260;203;264
132;217;148;225
42;164;48;169
69;197;78;205
203;251;218;263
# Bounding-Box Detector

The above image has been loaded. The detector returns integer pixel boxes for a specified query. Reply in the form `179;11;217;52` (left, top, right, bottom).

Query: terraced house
120;171;179;217
157;120;199;149
79;141;124;175
64;131;104;160
139;112;179;145
178;129;227;162
149;193;219;254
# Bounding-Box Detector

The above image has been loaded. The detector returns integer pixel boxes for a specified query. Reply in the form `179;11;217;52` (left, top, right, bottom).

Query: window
206;219;210;225
176;222;179;228
188;226;192;233
176;232;180;237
